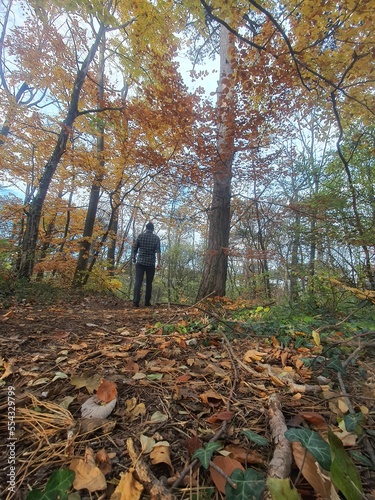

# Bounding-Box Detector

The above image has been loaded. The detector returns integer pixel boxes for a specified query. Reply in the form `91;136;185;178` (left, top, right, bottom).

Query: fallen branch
126;438;173;500
268;393;292;479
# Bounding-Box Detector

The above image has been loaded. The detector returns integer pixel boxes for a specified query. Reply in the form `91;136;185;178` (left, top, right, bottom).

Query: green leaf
26;469;75;500
326;357;345;374
344;413;364;436
242;430;269;446
266;477;301;500
285;428;331;471
146;373;163;380
328;430;364;500
225;468;266;500
192;442;223;469
349;450;373;468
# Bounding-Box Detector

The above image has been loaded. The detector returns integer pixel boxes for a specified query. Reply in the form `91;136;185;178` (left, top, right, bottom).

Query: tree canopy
0;0;374;300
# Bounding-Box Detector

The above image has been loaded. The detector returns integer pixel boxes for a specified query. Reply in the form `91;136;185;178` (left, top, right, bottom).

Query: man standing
132;222;161;307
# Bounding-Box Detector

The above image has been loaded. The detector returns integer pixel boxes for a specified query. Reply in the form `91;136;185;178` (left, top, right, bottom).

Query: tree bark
72;33;106;287
196;25;235;300
16;23;106;280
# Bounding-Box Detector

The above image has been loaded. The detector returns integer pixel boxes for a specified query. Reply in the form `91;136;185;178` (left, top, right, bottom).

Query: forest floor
0;295;374;499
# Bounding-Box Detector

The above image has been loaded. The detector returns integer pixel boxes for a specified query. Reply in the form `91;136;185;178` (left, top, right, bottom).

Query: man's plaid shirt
134;230;161;266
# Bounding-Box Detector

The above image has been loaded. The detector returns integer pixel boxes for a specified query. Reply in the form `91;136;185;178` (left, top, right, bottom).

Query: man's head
146;222;154;232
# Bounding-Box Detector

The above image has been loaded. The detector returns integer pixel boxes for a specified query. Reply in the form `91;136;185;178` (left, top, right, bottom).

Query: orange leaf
299;412;328;431
97;380;117;403
210;455;244;494
206;410;234;423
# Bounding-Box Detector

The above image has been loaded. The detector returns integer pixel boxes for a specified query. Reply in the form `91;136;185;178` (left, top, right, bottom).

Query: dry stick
268;393;292;479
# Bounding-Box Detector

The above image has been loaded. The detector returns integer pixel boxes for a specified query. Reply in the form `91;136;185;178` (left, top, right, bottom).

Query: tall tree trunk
331;92;375;289
196;26;235;300
107;194;119;275
72;33;106;287
16;24;106;279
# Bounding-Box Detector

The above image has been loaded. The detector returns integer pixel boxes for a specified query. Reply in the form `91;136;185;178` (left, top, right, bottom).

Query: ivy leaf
285;428;331;471
328;430;364;500
242;430;269;446
349;450;373;468
326;357;345;374
344;413;364;436
225;468;266;500
26;469;75;500
192;442;223;469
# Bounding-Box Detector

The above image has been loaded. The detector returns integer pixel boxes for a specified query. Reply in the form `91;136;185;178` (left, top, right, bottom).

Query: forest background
0;0;374;311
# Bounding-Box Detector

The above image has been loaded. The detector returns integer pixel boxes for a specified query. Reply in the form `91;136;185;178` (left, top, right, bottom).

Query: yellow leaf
243;349;267;363
110;468;143;500
312;330;321;346
150;444;174;475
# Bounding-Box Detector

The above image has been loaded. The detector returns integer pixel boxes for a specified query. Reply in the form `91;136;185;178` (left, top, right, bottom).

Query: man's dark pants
133;263;155;306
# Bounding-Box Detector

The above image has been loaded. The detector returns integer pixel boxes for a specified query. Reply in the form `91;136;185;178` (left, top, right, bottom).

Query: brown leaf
110;468;143;500
96;448;112;475
97;379;117;403
176;374;191;383
150;444;174;475
243;349;267;363
206;410;235;423
200;389;223;405
292;442;336;499
186;435;202;457
224;444;266;465
299;411;328;431
1;309;15;321
210;455;244;494
70;449;107;492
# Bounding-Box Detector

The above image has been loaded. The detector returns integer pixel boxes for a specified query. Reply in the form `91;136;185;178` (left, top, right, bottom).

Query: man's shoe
145;303;152;307
133;303;139;308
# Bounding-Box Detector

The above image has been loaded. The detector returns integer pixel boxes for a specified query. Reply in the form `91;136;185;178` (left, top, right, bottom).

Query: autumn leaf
206;410;235;424
110;468;143;500
210;455;244;494
70;448;107;492
291;442;337;499
243;349;267;363
97;379;117;403
150;443;174;475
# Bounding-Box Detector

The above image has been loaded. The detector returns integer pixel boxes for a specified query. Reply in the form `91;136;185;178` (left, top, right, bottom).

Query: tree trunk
72;32;106;287
16;24;106;279
107;197;119;275
196;26;235;300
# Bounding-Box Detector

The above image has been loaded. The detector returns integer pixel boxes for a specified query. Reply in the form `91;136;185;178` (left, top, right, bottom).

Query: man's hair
146;222;154;231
